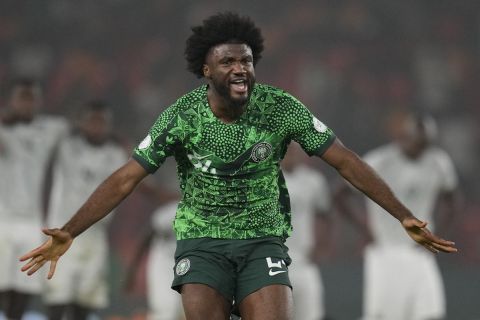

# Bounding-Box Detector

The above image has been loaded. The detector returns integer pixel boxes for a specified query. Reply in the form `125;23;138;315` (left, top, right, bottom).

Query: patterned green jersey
133;83;335;240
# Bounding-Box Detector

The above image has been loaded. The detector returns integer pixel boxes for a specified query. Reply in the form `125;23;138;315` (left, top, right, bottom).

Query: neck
207;86;247;123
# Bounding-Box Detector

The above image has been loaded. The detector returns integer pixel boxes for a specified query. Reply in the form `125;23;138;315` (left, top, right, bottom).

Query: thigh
43;254;77;305
238;284;293;320
181;283;231;320
77;242;109;309
8;224;44;293
411;252;446;320
172;245;235;302
235;256;291;304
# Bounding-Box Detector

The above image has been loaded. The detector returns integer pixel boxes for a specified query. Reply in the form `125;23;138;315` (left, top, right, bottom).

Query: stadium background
1;0;479;319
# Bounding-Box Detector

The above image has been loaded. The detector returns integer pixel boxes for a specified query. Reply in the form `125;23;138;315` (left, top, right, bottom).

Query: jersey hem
311;133;336;156
132;153;158;173
175;231;289;241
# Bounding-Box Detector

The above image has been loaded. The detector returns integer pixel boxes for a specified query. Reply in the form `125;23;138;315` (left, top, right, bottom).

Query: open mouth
230;79;248;94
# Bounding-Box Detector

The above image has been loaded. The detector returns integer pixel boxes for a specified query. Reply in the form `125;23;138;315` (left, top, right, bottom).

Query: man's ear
203;65;211;78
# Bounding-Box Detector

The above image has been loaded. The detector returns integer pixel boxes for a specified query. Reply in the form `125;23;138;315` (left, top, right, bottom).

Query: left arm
321;138;457;253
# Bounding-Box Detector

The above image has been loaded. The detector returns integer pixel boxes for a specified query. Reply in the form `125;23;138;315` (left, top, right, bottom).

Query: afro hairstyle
185;11;264;78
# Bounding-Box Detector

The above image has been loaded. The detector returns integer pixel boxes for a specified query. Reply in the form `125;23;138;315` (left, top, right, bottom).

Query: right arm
62;159;148;238
20;159;149;278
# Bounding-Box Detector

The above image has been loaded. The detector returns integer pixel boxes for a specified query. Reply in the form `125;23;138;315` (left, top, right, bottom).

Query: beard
211;76;255;112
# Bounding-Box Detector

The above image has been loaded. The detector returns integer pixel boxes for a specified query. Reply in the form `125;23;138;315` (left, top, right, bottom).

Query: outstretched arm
20;159;149;278
321;138;457;253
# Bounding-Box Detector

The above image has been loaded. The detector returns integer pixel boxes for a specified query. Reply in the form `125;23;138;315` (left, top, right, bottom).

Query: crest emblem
138;134;152;150
313;117;327;133
176;258;191;276
251;142;273;162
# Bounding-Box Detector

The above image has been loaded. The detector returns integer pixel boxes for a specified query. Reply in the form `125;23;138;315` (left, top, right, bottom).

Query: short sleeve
281;93;336;156
435;149;458;192
133;104;181;173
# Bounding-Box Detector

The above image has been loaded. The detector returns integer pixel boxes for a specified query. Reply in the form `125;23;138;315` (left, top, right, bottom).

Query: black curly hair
185;12;264;78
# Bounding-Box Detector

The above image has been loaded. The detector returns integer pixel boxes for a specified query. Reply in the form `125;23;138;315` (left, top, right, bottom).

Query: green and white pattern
133;84;335;240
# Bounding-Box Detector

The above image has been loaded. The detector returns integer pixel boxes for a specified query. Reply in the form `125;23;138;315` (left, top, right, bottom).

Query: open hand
402;217;457;254
19;228;73;279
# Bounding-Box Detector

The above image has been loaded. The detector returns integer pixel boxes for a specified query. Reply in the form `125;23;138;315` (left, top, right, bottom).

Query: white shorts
43;233;109;309
146;240;183;320
0;223;45;294
363;245;446;320
289;258;325;320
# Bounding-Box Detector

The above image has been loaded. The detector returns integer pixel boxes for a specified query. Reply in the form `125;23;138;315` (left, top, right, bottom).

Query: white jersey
283;165;330;320
284;165;331;262
363;144;458;247
151;202;177;252
148;202;184;320
0;124;10;217
47;135;127;233
0;115;68;225
43;135;127;308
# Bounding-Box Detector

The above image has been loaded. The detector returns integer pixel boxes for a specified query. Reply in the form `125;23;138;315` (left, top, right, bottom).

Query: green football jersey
133;83;335;240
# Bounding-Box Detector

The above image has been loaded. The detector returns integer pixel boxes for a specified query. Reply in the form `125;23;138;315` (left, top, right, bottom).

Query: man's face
79;109;112;145
203;43;256;108
397;119;429;159
8;85;42;120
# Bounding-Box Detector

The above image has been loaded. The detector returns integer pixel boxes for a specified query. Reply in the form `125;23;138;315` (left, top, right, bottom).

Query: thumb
403;217;427;228
413;219;427;228
42;228;60;237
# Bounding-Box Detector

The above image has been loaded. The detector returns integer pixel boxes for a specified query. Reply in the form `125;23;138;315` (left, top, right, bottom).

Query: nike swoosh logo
192;151;213;160
269;269;287;276
194;154;211;160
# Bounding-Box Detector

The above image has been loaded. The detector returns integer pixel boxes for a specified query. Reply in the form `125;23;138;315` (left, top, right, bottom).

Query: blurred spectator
0;78;68;320
43;100;127;320
125;200;185;320
335;112;461;320
282;142;332;320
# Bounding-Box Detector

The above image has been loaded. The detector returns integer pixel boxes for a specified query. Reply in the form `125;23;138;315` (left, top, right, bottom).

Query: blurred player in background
282;142;331;320
125;200;185;320
20;13;457;320
43;100;127;320
336;112;459;320
0;78;68;320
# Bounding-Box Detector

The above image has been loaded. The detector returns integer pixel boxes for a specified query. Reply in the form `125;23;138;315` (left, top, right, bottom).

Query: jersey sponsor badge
176;258;191;276
251;142;273;162
313;117;327;133
266;257;287;276
138;134;152;150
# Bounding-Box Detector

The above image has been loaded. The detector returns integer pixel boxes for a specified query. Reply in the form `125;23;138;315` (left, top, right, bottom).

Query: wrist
60;225;75;239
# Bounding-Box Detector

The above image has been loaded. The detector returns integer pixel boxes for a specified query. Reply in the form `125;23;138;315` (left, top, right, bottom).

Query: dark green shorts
171;237;292;304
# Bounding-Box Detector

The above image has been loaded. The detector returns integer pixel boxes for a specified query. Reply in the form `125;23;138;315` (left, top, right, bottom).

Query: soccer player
282;142;331;320
0;78;68;320
20;12;457;320
336;113;459;320
43;101;127;320
125;200;185;320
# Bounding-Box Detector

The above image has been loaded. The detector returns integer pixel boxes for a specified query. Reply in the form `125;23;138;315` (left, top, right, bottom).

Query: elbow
337;152;362;179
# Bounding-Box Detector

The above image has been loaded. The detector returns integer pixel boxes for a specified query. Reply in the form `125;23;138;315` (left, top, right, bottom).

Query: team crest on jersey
138;134;152;150
176;258;190;276
251;142;273;162
313;117;327;133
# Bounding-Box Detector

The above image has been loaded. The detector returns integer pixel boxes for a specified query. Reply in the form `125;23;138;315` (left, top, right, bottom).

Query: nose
232;61;246;74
